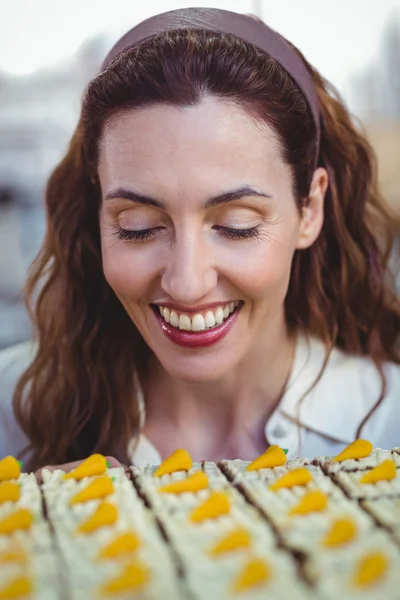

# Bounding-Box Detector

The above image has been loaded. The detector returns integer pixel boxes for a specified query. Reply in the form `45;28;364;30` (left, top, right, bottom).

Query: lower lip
153;307;241;348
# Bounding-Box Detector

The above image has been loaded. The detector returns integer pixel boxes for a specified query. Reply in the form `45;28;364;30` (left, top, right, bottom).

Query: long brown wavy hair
13;29;400;470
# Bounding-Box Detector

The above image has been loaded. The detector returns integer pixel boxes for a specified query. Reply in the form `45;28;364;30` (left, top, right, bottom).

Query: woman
0;8;399;471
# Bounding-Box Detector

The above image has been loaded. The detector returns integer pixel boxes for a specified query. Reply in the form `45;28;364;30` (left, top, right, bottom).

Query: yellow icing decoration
333;439;373;462
99;562;149;595
360;460;397;484
246;446;287;471
269;468;312;491
98;532;141;559
77;502;118;533
209;528;251;556
353;552;389;588
153;449;193;477
158;472;208;494
69;476;114;504
289;490;328;516
189;491;231;522
323;518;358;547
0;483;20;504
63;454;108;480
0;509;33;535
0;543;27;565
0;576;32;599
0;457;21;482
232;557;270;593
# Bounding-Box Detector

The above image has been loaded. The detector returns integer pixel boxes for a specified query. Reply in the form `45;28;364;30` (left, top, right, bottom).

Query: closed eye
213;225;261;240
114;226;163;242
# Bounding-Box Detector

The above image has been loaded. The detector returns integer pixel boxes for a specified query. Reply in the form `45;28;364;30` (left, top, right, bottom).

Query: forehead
98;96;291;201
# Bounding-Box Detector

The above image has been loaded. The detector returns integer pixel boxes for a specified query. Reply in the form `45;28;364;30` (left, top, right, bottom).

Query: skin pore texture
98;96;328;461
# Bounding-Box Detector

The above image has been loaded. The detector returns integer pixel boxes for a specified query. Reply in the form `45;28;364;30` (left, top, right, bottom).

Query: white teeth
215;307;224;324
205;311;216;328
157;302;240;331
192;314;206;331
179;314;192;331
170;311;179;327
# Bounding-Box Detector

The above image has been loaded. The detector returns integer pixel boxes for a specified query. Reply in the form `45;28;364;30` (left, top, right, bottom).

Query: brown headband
102;7;320;164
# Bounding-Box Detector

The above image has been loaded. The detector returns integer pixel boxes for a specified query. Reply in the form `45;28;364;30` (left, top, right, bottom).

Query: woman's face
98;97;324;382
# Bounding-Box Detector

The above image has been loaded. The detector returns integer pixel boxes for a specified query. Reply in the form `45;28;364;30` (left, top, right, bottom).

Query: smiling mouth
150;301;242;333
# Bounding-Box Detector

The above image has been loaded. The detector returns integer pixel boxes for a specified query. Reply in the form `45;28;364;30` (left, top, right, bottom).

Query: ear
296;167;328;250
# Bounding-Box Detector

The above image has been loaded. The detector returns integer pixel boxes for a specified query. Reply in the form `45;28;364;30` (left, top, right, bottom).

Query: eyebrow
105;185;272;209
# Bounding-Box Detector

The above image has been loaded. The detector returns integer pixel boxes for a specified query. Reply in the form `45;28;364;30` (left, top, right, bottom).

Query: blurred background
0;0;399;349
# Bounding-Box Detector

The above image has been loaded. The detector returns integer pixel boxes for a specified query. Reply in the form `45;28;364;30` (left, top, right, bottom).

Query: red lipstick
153;305;241;348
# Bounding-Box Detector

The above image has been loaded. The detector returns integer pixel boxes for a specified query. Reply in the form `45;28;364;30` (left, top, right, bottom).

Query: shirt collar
275;332;376;445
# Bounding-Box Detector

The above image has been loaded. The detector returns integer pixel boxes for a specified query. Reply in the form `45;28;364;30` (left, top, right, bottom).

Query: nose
161;233;217;306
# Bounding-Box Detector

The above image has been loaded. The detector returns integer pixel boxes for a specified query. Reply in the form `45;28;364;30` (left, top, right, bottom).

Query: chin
159;355;234;383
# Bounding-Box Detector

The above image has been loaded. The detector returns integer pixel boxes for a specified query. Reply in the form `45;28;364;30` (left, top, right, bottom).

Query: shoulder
279;334;400;449
314;338;400;407
0;341;36;458
0;340;37;392
315;338;400;396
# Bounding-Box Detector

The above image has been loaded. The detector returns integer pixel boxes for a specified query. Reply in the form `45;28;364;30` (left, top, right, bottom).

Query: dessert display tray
0;440;400;599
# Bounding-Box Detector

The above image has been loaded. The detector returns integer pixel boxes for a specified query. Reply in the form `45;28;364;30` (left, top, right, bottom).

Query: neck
141;318;296;461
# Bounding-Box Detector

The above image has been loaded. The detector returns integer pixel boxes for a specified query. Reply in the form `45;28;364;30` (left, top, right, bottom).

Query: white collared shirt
1;335;400;463
130;333;400;464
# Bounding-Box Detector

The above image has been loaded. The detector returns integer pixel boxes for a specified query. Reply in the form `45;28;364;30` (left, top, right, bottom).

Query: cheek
100;235;161;301
222;237;296;300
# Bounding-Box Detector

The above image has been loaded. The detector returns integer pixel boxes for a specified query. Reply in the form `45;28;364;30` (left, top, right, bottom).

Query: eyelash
213;225;261;240
115;225;261;242
115;226;159;242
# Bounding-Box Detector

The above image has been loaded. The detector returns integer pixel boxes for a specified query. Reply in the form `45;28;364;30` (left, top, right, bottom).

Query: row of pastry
40;454;184;599
0;457;60;599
